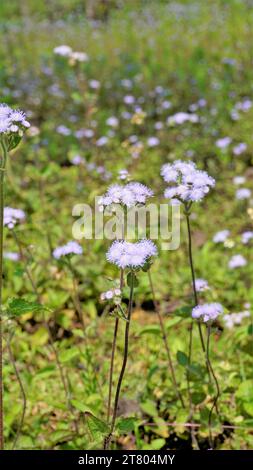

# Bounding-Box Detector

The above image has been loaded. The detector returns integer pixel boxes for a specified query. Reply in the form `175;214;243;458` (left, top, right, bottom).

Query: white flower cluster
228;254;247;269
195;278;209;292
213;230;230;243
0;104;30;135
4;207;26;229
53;241;83;259
100;288;121;301
167;112;199;126
53;45;89;63
106;240;157;269
223;310;250;329
99;182;153;211
161;160;215;202
192;302;223;323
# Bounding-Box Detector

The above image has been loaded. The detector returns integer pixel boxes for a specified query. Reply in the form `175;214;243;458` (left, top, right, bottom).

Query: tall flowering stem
0;138;7;450
107;214;125;424
104;269;135;450
148;270;185;408
192;303;223;447
0;104;30;448
184;204;205;352
103;239;157;449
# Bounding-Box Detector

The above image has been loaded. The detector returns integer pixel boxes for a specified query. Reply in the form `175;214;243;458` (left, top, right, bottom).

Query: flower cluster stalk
104;270;135;450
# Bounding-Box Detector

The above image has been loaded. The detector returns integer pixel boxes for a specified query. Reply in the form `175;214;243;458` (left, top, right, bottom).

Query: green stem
104;270;135;450
185;211;205;352
0;138;7;450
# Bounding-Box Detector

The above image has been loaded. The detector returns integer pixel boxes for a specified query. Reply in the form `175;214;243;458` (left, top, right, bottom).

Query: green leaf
7;298;50;316
117;417;137;433
142;438;166;450
174;306;192;318
165;317;182;329
192;391;206;405
248;324;253;335
187;363;206;381
177;350;189;366
34;365;56;380
71;399;87;413
140;400;158;417
84;412;109;440
243;402;253;417
236;380;253;402
139;325;161;336
59;347;80;363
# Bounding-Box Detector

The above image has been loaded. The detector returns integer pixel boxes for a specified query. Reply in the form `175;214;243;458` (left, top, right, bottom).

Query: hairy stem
0;138;7;450
148;270;185;408
104;270;134;450
206;325;221;448
185;211;205;351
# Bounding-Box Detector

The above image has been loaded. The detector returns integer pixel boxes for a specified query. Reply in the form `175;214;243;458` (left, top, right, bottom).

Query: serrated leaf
7;298;50;316
84;412;109;440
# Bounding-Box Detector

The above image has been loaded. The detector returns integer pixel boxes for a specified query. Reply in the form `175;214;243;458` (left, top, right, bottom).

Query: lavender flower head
4;207;25;229
195;278;209;292
213;229;230;243
99;182;153;211
53;241;83;259
236;188;251;200
192;303;223;323
0;104;30;138
228;254;247;269
161;160;215;203
106;239;157;269
241;231;253;244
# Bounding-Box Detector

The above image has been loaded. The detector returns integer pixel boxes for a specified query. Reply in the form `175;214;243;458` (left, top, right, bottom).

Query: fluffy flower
224;311;250;329
0;103;30;135
215;137;231;149
99;182;153;210
233;176;246;185
53;45;72;57
192;303;223;322
167;112;199;125
233;143;247;156
213;229;230;243
53;241;83;259
4;207;25;229
3;251;20;261
241;231;253;244
236;188;251;200
100;288;121;301
161;160;215;203
106;240;157;269
228;254;247;269
195;279;209;292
